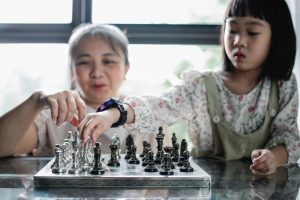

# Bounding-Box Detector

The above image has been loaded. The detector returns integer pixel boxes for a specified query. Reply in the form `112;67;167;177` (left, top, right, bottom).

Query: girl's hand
78;109;119;143
36;90;86;127
250;149;277;175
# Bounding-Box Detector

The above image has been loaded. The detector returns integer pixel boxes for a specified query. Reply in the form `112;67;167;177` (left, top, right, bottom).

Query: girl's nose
234;34;246;48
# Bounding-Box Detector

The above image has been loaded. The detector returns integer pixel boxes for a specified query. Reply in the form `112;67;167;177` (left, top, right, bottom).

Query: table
0;156;299;199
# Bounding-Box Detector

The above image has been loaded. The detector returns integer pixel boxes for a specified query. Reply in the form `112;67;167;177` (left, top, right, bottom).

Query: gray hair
68;23;129;65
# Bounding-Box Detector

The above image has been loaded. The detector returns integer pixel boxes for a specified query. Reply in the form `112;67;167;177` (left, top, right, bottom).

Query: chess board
34;154;211;188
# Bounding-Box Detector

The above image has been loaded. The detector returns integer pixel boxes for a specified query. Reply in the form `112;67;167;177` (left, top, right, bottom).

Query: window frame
0;0;220;45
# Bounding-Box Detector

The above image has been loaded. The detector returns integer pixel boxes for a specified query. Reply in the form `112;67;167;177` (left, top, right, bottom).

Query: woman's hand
250;149;277;175
37;90;86;127
78;108;120;143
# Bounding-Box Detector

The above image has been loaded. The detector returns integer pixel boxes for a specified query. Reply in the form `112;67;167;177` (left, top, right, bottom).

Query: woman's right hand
35;90;86;127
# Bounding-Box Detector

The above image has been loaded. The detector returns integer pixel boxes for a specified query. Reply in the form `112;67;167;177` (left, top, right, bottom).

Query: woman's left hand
250;149;277;175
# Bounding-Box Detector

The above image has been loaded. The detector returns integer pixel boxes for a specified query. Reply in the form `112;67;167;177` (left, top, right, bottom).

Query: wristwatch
96;98;128;128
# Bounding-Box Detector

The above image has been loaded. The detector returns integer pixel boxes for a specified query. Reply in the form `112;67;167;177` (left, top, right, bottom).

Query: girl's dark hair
220;0;296;80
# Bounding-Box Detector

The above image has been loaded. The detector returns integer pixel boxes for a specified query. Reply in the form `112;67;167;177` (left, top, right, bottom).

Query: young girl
79;0;300;175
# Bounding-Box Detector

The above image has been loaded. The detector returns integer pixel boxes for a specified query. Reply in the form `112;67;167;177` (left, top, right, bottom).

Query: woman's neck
220;69;262;95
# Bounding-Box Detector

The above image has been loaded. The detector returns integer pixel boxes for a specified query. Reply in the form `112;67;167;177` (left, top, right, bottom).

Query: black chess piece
171;133;177;147
128;145;140;164
155;126;164;164
171;143;180;162
142;147;151;166
140;141;148;157
161;153;175;169
180;150;194;172
91;142;105;175
144;151;158;172
125;134;134;160
159;154;174;175
107;144;120;167
180;139;188;161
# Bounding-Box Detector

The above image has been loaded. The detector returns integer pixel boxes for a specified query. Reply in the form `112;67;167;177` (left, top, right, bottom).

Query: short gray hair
68;23;129;65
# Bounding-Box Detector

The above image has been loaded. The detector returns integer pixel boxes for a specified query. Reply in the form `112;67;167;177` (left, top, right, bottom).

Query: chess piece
91;142;105;175
144;151;158;172
155;126;164;164
171;133;177;147
68;151;82;174
171;143;180;162
180;139;188;161
125;134;134;160
82;136;93;172
159;153;174;175
140;141;148;157
107;144;120;167
161;153;175;169
180;150;194;172
111;133;121;160
128;145;140;164
142;147;151;166
51;144;66;173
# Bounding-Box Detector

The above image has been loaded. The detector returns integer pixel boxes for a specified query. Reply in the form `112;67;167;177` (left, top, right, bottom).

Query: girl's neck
220;69;262;95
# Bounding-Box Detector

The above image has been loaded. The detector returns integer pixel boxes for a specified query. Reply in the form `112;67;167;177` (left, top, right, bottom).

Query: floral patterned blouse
124;70;300;163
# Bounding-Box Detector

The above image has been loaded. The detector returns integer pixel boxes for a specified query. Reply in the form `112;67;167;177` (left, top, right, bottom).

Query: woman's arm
0;90;87;157
0;92;43;157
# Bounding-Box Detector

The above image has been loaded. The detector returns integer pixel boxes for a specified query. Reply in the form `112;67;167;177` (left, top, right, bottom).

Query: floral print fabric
124;70;300;163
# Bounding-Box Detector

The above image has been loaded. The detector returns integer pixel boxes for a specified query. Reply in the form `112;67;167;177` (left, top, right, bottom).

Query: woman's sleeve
265;74;300;164
123;70;207;135
32;109;55;156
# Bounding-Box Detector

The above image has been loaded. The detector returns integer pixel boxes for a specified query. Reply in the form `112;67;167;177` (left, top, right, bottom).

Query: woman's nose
90;63;104;78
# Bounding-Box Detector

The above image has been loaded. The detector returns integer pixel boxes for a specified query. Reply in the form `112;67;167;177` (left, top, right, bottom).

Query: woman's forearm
0;91;44;157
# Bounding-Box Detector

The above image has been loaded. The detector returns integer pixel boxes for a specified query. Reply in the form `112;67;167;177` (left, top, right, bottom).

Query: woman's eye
103;60;115;65
75;61;92;68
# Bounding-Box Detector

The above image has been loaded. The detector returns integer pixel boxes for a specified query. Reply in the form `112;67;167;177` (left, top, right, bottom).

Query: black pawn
159;154;174;175
171;143;180;162
142;147;151;166
180;150;194;172
91;142;105;175
144;151;158;172
161;153;175;169
180;139;188;161
171;133;177;147
107;144;120;167
128;145;140;164
140;141;148;157
125;134;134;160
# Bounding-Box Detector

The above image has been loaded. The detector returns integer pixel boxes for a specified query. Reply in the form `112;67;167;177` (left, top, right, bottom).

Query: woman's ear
124;64;130;75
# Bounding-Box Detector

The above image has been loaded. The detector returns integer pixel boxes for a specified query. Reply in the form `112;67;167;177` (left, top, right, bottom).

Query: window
0;0;72;23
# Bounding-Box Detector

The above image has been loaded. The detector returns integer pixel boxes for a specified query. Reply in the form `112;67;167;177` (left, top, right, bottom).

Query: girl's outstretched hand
250;149;277;175
37;90;86;127
78;109;119;144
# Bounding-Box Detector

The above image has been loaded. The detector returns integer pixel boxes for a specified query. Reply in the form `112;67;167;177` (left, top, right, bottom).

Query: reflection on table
0;156;299;199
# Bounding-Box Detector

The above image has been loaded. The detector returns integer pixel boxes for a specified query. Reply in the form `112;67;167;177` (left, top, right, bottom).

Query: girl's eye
248;32;259;36
227;29;237;34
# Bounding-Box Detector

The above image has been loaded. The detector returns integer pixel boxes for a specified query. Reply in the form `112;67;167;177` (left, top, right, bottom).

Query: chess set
34;127;211;188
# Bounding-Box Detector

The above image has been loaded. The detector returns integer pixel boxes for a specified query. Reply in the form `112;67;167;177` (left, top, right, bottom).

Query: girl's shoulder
276;73;298;92
180;69;217;83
